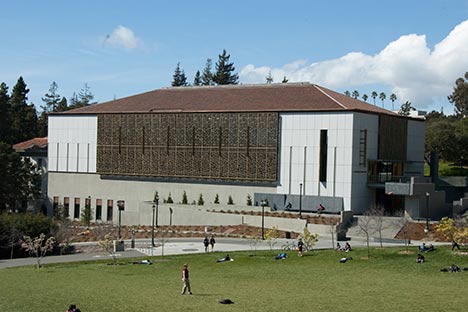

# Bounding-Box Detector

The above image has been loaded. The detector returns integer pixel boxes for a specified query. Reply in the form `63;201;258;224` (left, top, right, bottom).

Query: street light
151;203;156;247
299;183;303;219
425;192;430;233
169;207;173;226
117;200;125;240
154;192;160;228
261;199;267;240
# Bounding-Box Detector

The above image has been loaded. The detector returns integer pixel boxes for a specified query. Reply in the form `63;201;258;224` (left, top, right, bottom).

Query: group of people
419;243;435;252
203;235;216;252
335;242;352;252
66;304;81;312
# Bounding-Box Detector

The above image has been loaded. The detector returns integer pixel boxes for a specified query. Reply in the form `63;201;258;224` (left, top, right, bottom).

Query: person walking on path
203;237;209;252
210;235;216;252
452;240;461;251
181;264;192;295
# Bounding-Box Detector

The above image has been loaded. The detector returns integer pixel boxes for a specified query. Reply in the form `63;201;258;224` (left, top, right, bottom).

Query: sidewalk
0;236;449;269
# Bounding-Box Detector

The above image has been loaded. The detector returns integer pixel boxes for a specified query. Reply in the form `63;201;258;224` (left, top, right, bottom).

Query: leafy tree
227;195;234;205
0;82;11;143
398;101;415;116
379;92;386;108
390;93;397;110
264;226;279;250
97;233;118;265
302;227;318;252
68;83;96;109
213;49;239;85
362;94;368;102
448;71;468;117
425;119;459;162
201;58;214;86
214;193;219;204
172;62;188;87
436;216;468;245
81;198;92;226
166;193;174;204
352;90;359;99
265;71;273;84
8;77;38;143
371;91;378;105
344;90;350;97
193;70;201;86
246;194;252;206
56;97;68;112
0;143;41;211
282;76;288;83
21;233;56;269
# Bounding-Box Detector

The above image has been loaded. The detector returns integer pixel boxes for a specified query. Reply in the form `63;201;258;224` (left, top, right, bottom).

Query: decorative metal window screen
96;112;279;183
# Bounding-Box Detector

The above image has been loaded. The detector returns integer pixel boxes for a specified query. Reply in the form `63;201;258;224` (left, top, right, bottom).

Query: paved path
0;236;448;269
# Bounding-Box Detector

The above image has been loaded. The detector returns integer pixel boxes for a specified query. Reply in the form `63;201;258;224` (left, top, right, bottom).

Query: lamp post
261;199;266;240
425;192;430;233
117;200;125;240
299;183;303;219
151;203;156;247
155;193;160;228
169;207;173;226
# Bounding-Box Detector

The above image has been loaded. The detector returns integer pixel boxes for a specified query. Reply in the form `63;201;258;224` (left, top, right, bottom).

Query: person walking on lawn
181;264;192;295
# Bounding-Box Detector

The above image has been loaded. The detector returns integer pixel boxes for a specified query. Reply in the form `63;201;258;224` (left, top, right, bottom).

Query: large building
47;83;425;224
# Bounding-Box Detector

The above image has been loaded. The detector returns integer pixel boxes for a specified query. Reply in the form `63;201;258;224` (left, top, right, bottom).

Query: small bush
246;194;252;206
214;194;220;204
228;195;234;205
198;194;204;206
182;191;188;205
166;193;174;204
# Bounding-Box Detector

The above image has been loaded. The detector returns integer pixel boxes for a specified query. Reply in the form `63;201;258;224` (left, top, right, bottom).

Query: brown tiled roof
13;137;48;151
58;83;398;116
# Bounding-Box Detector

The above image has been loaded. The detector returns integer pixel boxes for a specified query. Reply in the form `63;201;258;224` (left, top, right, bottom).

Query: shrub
246;194;252;206
214;194;220;204
182;191;188;204
228;195;234;205
198;194;204;206
166;193;174;204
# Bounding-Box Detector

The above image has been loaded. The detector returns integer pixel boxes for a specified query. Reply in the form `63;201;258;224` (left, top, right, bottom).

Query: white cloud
240;20;468;109
104;25;143;50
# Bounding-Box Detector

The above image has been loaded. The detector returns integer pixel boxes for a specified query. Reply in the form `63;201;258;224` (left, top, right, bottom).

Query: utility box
114;240;125;252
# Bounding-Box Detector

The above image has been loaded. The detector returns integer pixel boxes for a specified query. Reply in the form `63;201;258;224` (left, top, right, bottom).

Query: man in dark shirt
181;264;192;295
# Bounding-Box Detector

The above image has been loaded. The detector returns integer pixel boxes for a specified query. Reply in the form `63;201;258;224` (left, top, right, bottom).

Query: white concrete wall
48;115;97;173
277;112;354;209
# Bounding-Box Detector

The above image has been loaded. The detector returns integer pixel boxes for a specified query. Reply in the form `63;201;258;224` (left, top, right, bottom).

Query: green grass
425;160;468;176
1;247;468;311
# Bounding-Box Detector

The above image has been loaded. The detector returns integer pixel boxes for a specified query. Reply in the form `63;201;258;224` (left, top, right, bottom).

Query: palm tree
390;93;397;110
379;92;386;108
344;90;351;97
362;94;368;102
371;91;378;105
352;90;359;99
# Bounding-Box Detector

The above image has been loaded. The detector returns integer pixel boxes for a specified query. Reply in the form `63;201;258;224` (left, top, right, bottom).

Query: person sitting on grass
336;242;342;251
425;244;435;252
275;253;287;260
416;253;425;263
217;254;233;262
419;243;427;252
344;242;352;252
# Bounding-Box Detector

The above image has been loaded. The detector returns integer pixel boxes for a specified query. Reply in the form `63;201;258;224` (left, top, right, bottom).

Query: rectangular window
359;129;367;167
319;129;328;182
64;197;70;218
74;198;80;219
107;200;113;222
53;196;59;212
96;199;102;220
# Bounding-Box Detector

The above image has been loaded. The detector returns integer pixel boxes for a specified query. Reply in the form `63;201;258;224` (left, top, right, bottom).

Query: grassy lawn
1;247;468;312
424;160;468;176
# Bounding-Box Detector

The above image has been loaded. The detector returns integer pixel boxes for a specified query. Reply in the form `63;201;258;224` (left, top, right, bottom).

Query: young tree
214;193;220;204
197;194;204;206
97;233;118;265
41;81;62;113
344;90;351;97
352;90;359;99
302;227;319;252
362;94;368;102
182;191;188;204
201;58;214;86
213;49;239;85
193;70;202;86
448;71;468;117
370;205;386;248
264;226;279;250
172;62;188;87
21;233;56;269
357;213;374;258
265;71;273;84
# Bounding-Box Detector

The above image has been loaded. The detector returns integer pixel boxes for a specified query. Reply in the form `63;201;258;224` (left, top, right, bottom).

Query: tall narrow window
142;126;146;154
74;198;80;219
246;126;250;157
219;126;222;156
96;199;102;221
192;126;195;156
319;129;328;182
107;200;113;222
359;129;367;167
167;126;170;155
64;197;70;218
118;127;122;154
53;196;59;212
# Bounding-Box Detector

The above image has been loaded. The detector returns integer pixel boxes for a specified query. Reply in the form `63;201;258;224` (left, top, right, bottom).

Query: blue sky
1;0;468;114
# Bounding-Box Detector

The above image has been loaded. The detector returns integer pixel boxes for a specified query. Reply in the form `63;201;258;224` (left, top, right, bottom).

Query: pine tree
201;58;214;86
0;82;11;143
41;81;61;113
193;70;202;86
213;49;239;85
78;83;96;106
172;62;188;87
8;77;38;143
